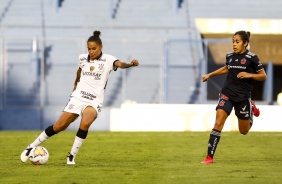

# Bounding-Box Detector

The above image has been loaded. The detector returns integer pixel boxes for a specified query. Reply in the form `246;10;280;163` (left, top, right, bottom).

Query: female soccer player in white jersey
200;30;267;164
20;30;139;164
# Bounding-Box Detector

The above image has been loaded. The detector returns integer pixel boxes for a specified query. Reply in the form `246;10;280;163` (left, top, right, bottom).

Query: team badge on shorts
219;100;225;106
220;94;229;100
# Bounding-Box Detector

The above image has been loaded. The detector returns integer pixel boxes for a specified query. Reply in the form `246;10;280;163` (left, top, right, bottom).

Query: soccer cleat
67;153;75;165
201;155;214;164
251;101;260;117
20;145;33;162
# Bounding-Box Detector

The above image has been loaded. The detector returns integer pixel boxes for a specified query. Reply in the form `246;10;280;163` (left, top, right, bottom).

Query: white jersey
71;53;118;105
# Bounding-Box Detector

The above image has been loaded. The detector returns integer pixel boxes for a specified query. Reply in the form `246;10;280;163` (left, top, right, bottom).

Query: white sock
70;136;85;157
30;131;49;147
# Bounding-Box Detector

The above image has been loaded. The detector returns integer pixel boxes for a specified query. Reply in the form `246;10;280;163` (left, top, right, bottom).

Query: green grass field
0;131;282;184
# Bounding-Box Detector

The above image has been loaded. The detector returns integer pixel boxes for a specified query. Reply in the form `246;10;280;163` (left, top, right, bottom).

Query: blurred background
0;0;281;130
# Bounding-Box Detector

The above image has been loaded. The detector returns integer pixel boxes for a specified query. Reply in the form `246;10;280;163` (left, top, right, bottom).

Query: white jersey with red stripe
70;53;118;105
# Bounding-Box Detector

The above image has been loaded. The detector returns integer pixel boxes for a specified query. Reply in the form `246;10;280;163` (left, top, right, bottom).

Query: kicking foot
20;145;33;162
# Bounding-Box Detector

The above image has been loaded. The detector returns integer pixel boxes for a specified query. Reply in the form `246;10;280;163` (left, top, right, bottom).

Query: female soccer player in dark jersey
201;30;267;164
20;30;139;164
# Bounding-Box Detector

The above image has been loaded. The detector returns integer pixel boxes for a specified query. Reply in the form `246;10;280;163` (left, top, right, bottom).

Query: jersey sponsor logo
235;59;238;62
94;73;101;80
241;58;246;64
80;91;96;100
82;71;101;80
82;71;95;76
228;65;246;69
90;66;95;72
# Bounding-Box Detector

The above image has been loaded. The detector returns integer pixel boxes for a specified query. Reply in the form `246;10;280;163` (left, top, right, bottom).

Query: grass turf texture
1;131;282;184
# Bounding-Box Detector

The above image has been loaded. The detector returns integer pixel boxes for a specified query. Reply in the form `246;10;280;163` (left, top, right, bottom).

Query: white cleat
20;145;33;162
67;153;75;165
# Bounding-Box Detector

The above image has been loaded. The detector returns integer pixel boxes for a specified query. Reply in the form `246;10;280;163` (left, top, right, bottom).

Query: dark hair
234;30;250;44
87;30;102;45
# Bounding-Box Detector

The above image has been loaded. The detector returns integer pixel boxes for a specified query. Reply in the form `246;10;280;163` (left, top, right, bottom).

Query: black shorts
215;93;253;120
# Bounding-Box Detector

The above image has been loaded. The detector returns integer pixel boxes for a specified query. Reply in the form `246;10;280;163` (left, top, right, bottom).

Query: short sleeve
225;52;233;66
252;55;264;73
113;60;119;71
78;54;88;68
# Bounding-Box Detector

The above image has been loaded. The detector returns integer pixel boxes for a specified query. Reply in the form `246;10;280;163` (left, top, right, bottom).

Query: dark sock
76;128;88;139
207;128;221;158
45;125;57;137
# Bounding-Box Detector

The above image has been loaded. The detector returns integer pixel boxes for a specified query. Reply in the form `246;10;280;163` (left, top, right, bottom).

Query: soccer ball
29;146;49;165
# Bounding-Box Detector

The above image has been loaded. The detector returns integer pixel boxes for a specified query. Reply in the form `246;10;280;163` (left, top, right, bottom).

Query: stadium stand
1;0;281;129
1;0;41;26
42;0;197;106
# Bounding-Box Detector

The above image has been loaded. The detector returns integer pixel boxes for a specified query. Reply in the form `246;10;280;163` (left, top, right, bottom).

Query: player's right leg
201;109;228;164
67;106;98;165
236;99;256;135
201;94;231;164
20;112;79;162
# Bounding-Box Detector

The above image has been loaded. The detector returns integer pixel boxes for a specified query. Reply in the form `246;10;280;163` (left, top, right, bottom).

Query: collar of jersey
87;52;103;62
234;49;248;55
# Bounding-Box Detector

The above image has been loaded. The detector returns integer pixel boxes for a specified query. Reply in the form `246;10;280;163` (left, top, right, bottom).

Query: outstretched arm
114;59;139;69
73;67;81;91
202;66;228;82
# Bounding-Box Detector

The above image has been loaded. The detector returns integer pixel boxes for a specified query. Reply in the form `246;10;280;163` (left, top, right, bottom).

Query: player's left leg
238;119;251;135
235;99;253;135
67;106;97;165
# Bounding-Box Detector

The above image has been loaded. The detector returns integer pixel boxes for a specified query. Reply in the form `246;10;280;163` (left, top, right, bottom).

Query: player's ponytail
246;31;251;39
93;30;101;38
246;31;251;50
87;30;102;45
